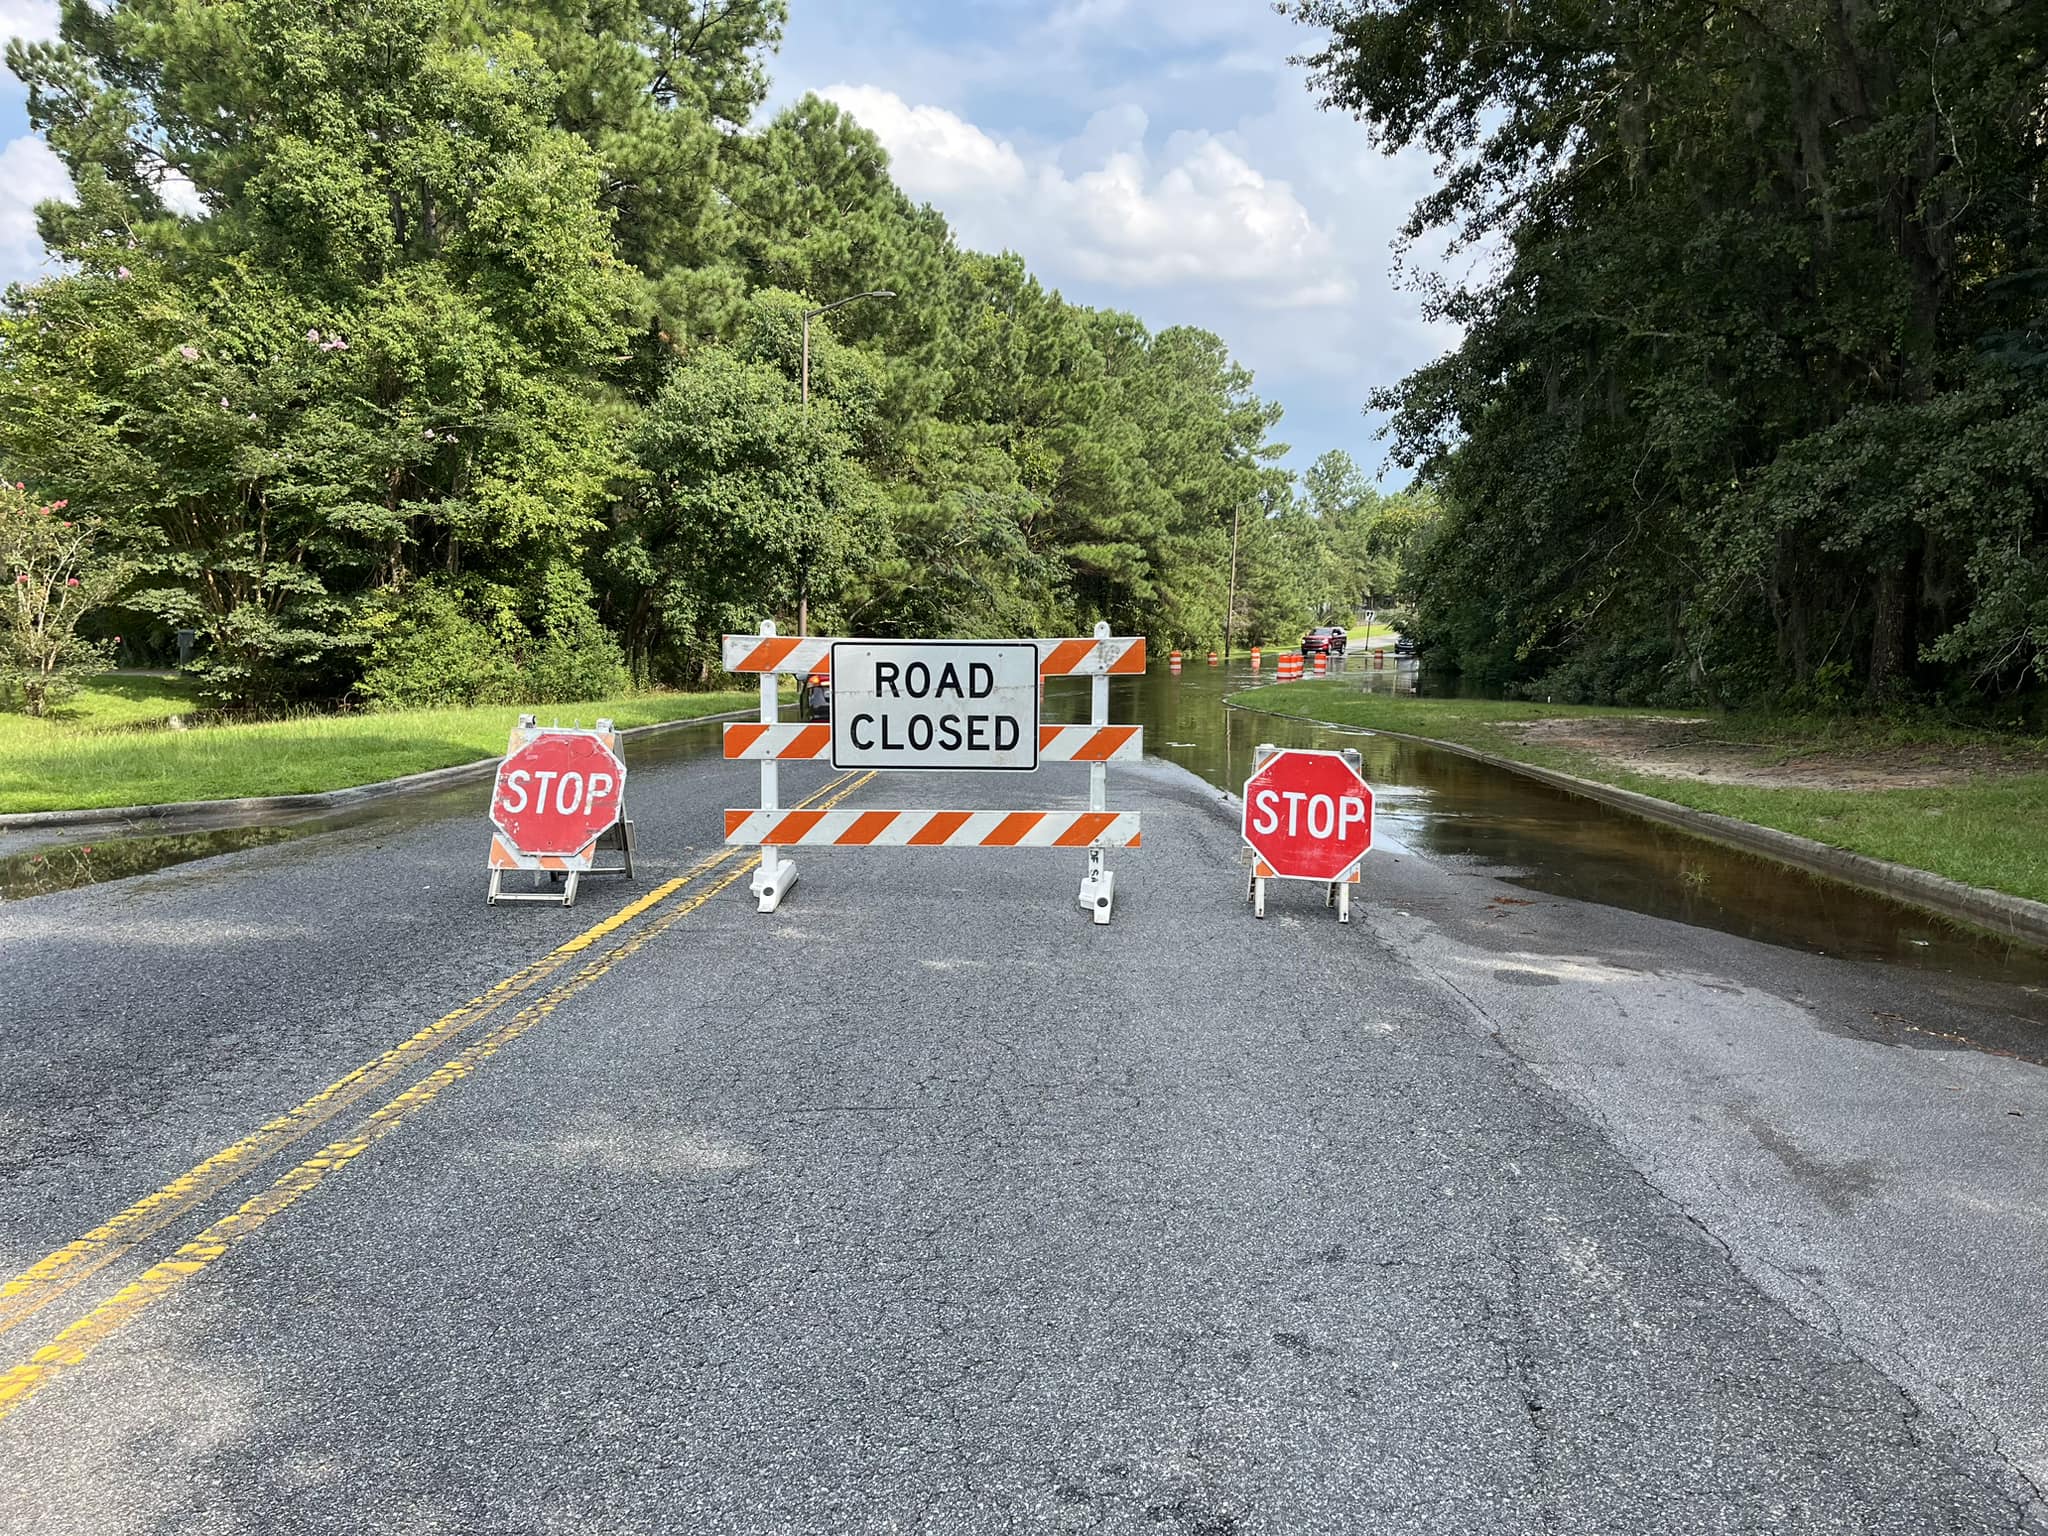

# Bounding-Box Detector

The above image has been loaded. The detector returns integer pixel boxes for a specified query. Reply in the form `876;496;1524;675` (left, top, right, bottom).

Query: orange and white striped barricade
486;715;635;908
1313;652;1328;674
721;621;1144;923
1250;647;1262;669
1276;654;1303;682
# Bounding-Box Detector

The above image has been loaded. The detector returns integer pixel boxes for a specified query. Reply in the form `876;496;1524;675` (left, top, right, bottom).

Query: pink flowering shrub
1;482;132;716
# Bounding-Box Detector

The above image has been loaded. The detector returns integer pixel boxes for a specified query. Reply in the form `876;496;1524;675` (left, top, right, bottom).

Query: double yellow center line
0;769;873;1425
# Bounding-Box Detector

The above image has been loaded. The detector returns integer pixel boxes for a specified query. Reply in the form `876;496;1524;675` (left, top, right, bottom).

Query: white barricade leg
749;620;799;914
1075;621;1116;925
1079;846;1114;923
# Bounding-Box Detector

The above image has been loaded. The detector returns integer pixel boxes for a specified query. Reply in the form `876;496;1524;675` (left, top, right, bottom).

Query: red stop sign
1241;748;1374;880
490;731;627;856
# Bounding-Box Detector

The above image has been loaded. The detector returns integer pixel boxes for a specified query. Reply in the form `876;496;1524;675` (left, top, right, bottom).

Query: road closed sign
830;641;1040;771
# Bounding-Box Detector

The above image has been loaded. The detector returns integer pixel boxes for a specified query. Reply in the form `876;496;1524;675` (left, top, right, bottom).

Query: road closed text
831;641;1039;771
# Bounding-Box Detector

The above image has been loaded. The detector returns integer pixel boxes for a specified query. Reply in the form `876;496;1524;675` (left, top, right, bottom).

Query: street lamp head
806;289;900;319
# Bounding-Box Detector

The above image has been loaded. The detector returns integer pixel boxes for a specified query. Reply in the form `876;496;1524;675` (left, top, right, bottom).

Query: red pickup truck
1301;626;1349;658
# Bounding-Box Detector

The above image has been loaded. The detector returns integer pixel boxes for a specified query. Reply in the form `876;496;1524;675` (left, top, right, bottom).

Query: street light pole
1225;500;1243;660
798;290;895;634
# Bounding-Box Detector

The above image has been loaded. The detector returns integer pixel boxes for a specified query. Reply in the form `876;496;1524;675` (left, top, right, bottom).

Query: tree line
0;0;1428;712
1294;0;2046;715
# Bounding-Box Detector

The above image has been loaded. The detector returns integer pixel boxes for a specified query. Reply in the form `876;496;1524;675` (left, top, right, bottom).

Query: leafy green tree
2;0;1319;706
1292;0;2048;707
5;0;634;703
526;0;786;370
617;291;889;677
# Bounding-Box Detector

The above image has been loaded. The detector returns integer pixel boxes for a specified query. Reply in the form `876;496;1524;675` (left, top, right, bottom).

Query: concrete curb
0;708;755;836
1230;702;2048;950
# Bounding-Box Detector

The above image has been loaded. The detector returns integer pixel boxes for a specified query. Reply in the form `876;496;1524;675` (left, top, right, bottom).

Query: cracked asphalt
1;734;2045;1534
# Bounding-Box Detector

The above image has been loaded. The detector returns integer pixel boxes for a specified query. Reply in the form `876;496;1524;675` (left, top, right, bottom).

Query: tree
1;483;130;716
616;291;889;677
5;0;634;703
1291;0;2048;708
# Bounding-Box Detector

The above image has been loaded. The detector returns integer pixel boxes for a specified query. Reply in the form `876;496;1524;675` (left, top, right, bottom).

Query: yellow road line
0;771;853;1340
0;770;874;1426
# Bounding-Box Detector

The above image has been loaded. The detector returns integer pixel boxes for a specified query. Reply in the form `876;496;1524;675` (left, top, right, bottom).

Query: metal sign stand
1244;742;1364;923
485;715;636;908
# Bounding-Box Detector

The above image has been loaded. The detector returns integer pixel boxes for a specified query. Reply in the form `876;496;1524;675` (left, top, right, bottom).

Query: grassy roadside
1231;682;2048;906
0;677;759;814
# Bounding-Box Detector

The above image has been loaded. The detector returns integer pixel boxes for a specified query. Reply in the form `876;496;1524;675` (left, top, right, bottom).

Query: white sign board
830;641;1040;771
1362;608;1376;627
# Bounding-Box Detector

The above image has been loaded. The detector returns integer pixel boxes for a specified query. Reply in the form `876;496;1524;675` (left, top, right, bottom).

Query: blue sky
1;0;1459;481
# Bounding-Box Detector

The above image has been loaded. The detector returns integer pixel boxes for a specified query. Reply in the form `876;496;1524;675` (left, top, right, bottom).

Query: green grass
0;672;202;737
1345;623;1398;644
0;679;759;814
1231;682;2048;906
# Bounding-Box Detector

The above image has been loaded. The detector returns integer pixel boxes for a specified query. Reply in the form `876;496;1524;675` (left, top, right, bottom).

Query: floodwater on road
1044;653;2048;995
10;652;2048;995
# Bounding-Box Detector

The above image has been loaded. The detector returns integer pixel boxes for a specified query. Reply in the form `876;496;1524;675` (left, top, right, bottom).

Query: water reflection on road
1046;653;2048;988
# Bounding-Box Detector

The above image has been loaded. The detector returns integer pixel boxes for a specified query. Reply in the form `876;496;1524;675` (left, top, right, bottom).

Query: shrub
521;566;628;703
357;583;523;709
357;569;625;709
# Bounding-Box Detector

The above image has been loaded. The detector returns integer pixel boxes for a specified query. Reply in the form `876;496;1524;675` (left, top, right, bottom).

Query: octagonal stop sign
491;730;627;857
1241;748;1374;881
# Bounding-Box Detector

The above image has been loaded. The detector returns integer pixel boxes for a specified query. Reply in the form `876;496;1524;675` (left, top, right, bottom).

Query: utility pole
1224;500;1243;659
799;290;896;636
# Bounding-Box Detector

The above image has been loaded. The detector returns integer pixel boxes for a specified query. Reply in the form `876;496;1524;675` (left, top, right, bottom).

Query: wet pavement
1058;657;2048;983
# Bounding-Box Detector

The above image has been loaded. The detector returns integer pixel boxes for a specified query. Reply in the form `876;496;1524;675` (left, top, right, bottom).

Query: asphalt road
1;731;2044;1534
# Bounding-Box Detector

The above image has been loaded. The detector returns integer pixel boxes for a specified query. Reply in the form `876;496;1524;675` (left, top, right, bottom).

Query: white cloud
825;85;1029;200
158;166;207;219
0;0;60;44
0;134;70;289
823;83;1349;309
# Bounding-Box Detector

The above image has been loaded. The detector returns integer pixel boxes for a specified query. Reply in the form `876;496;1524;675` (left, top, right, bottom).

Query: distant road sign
1241;748;1374;881
491;731;626;856
1362;608;1376;627
830;641;1040;771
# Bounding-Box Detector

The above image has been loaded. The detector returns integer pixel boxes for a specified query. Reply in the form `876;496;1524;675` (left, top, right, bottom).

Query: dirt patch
1507;716;2044;791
